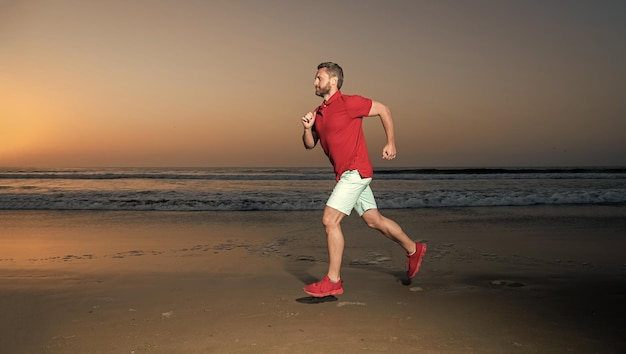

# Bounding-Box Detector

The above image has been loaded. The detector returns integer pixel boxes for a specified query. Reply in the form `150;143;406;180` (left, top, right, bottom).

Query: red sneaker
407;242;427;278
303;275;344;297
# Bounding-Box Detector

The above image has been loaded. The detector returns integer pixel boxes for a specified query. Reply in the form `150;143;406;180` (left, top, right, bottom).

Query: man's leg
322;206;346;282
361;208;427;278
302;200;349;297
303;171;369;296
361;209;415;253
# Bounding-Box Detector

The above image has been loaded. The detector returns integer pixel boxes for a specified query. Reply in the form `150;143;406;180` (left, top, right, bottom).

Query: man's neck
323;88;339;102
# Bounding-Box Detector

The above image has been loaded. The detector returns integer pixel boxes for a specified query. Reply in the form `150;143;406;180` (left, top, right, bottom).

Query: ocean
1;167;625;211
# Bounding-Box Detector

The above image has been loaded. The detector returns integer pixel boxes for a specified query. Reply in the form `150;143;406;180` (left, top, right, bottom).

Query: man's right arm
301;111;318;149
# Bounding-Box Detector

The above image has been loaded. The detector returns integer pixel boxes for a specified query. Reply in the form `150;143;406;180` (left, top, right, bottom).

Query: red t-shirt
313;90;373;181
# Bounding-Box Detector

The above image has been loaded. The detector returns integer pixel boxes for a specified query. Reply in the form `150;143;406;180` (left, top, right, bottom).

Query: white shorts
326;170;378;216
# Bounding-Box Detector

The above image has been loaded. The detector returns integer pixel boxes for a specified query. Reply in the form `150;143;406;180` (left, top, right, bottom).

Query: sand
1;206;625;353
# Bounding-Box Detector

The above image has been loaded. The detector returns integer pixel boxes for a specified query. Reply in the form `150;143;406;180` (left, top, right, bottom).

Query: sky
1;0;625;168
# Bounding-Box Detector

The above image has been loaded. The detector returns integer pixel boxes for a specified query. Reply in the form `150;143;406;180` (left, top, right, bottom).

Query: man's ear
331;76;338;87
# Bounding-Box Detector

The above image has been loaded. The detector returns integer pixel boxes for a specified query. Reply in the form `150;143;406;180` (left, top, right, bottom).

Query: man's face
314;68;332;97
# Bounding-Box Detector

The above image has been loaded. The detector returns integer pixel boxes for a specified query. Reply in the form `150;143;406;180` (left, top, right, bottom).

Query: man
300;62;427;297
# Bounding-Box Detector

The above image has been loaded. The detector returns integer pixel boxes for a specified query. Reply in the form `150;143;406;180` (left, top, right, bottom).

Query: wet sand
1;206;625;353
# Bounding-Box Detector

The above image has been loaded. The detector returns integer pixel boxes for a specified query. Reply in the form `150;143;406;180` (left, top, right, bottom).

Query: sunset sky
2;0;625;168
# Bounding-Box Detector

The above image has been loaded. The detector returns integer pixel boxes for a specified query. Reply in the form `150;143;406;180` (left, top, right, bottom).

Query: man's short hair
318;62;344;89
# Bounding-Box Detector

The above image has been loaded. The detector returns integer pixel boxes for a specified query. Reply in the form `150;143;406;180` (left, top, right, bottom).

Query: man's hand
302;112;318;149
382;143;397;160
302;112;315;129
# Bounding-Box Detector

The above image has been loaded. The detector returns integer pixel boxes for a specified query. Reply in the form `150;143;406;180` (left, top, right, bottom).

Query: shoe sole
303;288;344;297
408;243;427;278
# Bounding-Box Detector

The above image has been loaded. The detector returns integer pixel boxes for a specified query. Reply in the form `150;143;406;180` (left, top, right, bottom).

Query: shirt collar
322;90;342;108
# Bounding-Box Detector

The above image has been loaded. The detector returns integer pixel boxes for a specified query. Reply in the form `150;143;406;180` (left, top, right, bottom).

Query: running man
300;62;427;297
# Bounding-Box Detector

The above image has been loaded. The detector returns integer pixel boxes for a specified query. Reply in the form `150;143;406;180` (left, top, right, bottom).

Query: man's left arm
368;100;397;160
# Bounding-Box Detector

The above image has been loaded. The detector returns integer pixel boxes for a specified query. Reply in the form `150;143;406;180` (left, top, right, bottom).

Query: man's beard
315;83;331;97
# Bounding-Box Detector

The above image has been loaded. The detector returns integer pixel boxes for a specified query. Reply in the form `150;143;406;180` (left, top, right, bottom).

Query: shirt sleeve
344;95;373;118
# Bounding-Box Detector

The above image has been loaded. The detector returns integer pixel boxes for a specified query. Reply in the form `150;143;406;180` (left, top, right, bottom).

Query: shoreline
1;205;625;353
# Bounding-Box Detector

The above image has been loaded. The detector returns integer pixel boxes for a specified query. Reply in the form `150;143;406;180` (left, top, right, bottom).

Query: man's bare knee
362;209;384;230
322;207;345;228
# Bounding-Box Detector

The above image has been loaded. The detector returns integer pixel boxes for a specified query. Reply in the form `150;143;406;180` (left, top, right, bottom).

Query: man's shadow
295;295;339;304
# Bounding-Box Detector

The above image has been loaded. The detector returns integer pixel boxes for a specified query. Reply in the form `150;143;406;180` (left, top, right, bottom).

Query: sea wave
1;167;625;181
1;188;624;211
2;167;624;211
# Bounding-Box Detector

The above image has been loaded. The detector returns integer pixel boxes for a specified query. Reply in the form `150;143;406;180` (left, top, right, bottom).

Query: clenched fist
301;112;315;129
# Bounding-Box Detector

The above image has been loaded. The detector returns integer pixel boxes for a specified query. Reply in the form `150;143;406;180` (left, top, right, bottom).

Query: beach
1;206;625;353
